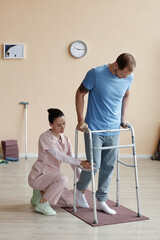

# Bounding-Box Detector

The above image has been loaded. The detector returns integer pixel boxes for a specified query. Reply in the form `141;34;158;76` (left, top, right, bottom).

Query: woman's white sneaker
35;201;56;216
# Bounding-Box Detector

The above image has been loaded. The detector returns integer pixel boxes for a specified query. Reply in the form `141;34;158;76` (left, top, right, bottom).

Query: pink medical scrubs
28;129;81;207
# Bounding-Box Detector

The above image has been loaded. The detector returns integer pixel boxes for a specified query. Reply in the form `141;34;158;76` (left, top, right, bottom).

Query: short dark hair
47;108;64;124
116;53;136;71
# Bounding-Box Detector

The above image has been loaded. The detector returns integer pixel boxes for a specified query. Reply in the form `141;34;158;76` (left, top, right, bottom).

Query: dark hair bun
47;108;64;124
47;108;54;114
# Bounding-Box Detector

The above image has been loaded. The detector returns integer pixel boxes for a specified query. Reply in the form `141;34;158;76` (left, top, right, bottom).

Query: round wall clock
70;40;87;58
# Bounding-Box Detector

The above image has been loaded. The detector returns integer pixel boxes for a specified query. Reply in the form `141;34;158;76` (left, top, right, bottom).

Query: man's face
115;67;132;79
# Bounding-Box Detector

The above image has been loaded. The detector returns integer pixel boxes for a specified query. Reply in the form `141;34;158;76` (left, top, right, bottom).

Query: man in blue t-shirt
75;53;136;215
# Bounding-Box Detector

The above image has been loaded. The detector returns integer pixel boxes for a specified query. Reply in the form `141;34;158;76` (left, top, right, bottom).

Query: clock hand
75;48;85;50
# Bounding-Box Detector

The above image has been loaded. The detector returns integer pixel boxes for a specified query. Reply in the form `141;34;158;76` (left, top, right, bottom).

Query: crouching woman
28;108;91;216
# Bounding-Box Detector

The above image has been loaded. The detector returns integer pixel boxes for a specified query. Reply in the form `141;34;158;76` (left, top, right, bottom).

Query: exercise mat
63;190;149;227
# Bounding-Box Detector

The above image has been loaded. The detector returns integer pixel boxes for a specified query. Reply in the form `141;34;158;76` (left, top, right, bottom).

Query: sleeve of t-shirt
127;73;134;91
82;69;96;90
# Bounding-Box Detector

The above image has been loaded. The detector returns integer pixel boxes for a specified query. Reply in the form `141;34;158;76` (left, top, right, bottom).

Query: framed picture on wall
3;44;24;59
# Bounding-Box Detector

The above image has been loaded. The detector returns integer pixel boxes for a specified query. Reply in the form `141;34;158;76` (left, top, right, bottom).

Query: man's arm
75;83;89;131
121;90;130;127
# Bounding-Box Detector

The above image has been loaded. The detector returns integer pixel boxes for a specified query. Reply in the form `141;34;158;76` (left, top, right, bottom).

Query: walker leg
133;147;141;217
73;130;78;212
88;130;98;224
116;152;120;207
91;160;98;224
131;128;142;217
73;165;77;212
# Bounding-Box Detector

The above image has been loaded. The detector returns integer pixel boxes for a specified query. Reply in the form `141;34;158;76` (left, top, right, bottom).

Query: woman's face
50;116;65;135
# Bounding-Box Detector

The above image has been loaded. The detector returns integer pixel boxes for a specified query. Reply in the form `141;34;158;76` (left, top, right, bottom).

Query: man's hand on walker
76;121;88;132
121;120;130;128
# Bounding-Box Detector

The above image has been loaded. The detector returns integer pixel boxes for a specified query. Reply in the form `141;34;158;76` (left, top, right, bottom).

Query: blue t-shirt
83;64;133;135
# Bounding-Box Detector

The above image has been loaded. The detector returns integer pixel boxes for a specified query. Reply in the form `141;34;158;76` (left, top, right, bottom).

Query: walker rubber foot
73;208;77;213
137;213;142;217
93;220;98;224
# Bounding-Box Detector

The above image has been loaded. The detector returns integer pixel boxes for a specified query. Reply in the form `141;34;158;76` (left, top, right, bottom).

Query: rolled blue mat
5;157;19;162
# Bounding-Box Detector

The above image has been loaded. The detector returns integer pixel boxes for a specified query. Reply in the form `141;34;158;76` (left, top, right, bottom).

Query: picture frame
3;44;24;59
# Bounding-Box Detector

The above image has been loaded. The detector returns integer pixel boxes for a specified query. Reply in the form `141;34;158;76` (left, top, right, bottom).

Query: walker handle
126;123;132;128
121;122;131;129
83;126;89;132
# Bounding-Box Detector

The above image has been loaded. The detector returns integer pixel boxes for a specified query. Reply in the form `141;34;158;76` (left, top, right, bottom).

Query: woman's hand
80;161;94;170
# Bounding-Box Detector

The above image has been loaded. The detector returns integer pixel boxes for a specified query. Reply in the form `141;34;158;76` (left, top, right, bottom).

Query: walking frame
73;124;142;224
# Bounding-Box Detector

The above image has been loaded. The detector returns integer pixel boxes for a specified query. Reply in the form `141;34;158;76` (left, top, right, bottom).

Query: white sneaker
35;201;56;216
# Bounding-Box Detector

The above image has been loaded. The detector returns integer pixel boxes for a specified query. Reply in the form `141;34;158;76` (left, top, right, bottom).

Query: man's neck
108;62;116;75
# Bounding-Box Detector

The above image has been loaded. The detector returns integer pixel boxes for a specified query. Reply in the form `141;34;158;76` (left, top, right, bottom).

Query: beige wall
0;0;159;157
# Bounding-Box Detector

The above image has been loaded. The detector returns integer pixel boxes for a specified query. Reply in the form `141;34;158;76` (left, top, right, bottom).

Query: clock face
70;41;87;58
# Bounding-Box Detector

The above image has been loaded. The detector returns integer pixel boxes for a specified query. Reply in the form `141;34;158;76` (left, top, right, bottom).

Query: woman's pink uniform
28;129;80;207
